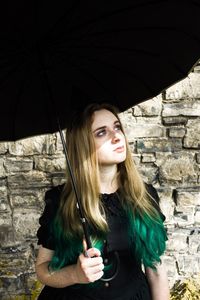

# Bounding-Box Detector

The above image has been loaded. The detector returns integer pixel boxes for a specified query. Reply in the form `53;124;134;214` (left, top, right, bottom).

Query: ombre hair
51;103;167;270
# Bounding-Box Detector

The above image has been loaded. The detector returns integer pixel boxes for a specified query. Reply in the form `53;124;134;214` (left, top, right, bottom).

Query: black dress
37;184;165;300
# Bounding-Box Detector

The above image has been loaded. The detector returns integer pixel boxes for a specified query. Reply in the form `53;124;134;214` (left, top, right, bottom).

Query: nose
110;130;120;143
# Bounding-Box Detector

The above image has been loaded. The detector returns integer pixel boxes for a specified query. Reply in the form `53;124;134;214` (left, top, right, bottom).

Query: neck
99;164;118;194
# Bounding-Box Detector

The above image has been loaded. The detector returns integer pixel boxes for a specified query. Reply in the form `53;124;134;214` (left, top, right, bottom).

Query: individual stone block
166;229;189;253
13;209;41;240
7;171;51;189
0;158;5;178
183;119;200;149
163;100;200;117
188;232;200;254
174;206;195;227
34;156;65;173
157;153;198;184
176;190;200;206
168;128;186;138
8;135;56;156
125;124;165;141
0;143;8;154
177;255;200;275
163;116;188;126
137;138;182;153
4;157;33;173
141;153;156;163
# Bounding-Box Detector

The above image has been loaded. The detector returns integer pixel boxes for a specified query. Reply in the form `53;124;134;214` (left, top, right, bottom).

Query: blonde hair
58;103;158;238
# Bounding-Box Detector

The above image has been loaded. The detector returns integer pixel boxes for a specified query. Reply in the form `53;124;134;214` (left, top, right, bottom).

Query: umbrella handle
100;251;120;282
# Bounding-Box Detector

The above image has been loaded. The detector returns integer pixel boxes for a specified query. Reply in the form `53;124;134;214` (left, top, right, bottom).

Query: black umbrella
0;0;200;279
1;0;200;141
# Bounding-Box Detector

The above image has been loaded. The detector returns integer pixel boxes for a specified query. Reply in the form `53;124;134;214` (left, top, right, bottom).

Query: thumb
83;238;90;257
83;238;88;251
82;238;101;258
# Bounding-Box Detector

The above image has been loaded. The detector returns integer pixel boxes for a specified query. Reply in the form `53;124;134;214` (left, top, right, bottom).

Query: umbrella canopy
0;0;200;141
1;0;199;281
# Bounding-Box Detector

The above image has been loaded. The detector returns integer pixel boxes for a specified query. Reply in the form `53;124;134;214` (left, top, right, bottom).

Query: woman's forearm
145;263;170;300
36;261;78;288
35;246;104;288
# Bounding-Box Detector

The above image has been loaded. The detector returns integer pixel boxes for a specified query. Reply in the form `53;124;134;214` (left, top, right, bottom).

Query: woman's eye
95;129;106;137
94;124;122;137
114;124;122;131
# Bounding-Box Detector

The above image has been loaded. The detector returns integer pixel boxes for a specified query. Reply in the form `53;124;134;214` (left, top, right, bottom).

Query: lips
114;146;125;152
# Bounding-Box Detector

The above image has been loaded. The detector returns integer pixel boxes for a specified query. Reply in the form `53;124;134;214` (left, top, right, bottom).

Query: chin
115;156;126;164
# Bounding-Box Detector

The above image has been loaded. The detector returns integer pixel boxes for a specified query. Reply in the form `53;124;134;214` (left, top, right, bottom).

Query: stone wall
0;65;200;299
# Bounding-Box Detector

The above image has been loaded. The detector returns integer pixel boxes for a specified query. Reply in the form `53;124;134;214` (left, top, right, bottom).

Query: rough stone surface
166;229;189;253
141;153;156;163
137;138;182;153
197;153;200;164
157;153;199;184
168;127;186;138
0;158;5;178
1;70;200;297
176;190;200;206
4;157;33;173
8;135;56;156
162;116;188;126
13;209;41;241
162;99;200;117
184;119;200;148
34;156;66;173
7;171;51;189
125;124;165;140
0;143;8;155
9;190;45;209
133;97;162;116
165;73;200;100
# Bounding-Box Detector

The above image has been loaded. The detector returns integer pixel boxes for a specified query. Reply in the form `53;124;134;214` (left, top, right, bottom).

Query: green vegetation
170;277;200;300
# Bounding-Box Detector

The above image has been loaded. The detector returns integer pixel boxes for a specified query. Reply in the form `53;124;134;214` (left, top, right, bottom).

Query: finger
90;263;105;274
79;253;103;268
84;268;104;283
86;247;101;258
90;271;104;282
83;239;91;258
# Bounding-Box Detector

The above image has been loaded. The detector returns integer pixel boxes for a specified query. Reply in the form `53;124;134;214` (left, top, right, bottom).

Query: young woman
36;103;170;300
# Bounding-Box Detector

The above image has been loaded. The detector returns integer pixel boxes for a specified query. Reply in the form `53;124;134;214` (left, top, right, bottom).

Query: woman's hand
74;243;104;284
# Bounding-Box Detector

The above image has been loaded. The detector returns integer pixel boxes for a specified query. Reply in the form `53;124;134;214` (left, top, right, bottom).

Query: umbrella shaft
58;125;92;249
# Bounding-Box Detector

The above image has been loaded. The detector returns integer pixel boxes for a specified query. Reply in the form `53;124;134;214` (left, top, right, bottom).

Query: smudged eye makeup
94;122;122;138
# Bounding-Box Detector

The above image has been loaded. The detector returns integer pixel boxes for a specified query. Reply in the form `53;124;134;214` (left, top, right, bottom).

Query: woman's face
91;109;126;166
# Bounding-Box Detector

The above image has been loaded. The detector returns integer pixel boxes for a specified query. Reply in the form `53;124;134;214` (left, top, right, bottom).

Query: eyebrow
92;120;120;133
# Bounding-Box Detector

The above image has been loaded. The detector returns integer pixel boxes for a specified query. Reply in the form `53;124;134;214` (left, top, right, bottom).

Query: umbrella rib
0;57;28;89
49;0;172;34
11;65;32;140
58;54;157;98
44;22;200;49
49;49;187;98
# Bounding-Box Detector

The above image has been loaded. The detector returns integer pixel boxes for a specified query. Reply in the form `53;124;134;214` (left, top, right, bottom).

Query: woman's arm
145;261;170;300
35;245;104;288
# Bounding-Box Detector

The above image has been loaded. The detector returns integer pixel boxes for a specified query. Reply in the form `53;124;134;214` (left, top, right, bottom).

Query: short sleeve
145;183;166;222
37;184;64;250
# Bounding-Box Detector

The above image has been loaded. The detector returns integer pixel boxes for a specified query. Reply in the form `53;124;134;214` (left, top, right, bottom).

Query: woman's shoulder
41;183;65;219
44;183;65;206
144;182;166;221
45;183;65;199
144;182;160;204
37;184;66;249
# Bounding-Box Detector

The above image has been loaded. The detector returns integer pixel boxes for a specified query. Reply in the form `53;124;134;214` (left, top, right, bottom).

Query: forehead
91;109;118;128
